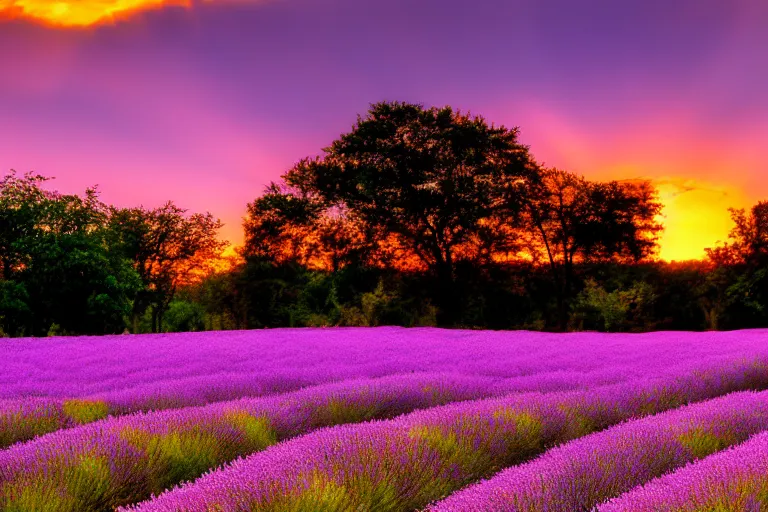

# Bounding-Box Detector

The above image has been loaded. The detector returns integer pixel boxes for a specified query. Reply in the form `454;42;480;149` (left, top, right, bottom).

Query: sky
1;0;766;261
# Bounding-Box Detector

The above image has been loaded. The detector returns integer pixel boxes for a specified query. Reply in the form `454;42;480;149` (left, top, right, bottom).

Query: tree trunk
434;260;458;326
2;256;11;280
555;290;568;332
151;307;158;333
558;260;574;332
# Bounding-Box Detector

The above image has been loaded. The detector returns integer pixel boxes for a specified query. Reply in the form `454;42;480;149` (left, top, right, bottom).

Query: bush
571;279;657;332
163;300;206;333
337;306;368;327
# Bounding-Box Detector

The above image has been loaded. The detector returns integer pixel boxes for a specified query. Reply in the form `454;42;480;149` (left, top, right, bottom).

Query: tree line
0;173;224;336
2;101;767;336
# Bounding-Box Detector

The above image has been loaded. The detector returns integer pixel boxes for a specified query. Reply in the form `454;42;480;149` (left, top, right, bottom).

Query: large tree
1;171;141;335
0;171;49;334
109;202;226;333
705;201;768;326
718;202;768;265
247;101;540;318
525;168;663;329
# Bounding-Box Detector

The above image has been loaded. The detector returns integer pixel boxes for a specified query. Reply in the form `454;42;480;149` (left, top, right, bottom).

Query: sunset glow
0;0;192;26
2;0;766;261
654;180;744;262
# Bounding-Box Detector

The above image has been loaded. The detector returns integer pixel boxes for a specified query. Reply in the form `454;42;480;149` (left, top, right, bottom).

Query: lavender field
3;328;768;511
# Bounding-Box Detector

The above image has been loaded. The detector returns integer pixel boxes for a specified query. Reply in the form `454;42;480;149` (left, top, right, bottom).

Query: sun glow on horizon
653;178;746;262
0;0;193;27
504;102;760;264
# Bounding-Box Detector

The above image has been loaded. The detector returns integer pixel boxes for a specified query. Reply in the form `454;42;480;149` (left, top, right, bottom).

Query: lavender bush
598;430;768;511
430;391;768;511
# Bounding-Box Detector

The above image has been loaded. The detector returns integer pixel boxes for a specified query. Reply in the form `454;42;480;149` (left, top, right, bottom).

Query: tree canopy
243;102;663;326
524;168;663;328
0;172;141;335
109;202;227;333
283;101;539;279
0;171;226;336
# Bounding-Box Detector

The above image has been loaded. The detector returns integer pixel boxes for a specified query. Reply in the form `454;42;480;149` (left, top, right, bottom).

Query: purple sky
2;0;767;260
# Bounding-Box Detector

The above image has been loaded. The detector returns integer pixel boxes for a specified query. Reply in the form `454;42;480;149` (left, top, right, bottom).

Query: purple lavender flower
598;430;768;511
430;391;768;511
124;363;768;512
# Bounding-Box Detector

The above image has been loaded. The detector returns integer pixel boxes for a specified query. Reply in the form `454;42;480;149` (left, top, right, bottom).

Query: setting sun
0;0;191;26
654;179;745;262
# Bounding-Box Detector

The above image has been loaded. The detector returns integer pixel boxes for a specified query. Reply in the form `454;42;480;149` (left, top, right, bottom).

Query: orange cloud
0;0;193;27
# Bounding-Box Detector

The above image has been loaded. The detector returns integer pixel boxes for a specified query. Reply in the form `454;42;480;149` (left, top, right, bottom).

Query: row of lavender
3;328;652;398
0;366;627;449
10;328;768;400
433;392;768;511
1;373;510;510
125;357;768;511
5;328;757;448
431;390;768;511
600;430;768;511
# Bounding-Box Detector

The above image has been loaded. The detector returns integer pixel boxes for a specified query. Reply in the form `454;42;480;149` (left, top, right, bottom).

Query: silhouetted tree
244;183;372;272
243;183;324;263
109;202;226;333
252;101;540;320
705;201;768;326
525;169;663;329
721;202;768;264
